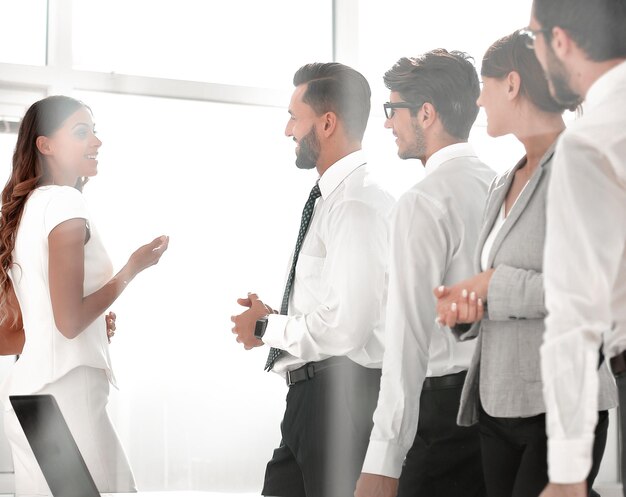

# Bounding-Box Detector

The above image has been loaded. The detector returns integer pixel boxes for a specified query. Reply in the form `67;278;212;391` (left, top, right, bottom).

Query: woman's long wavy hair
0;95;87;325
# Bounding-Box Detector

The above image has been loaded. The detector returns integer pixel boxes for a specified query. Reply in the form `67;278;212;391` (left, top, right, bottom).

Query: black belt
423;370;467;390
286;356;353;387
611;350;626;376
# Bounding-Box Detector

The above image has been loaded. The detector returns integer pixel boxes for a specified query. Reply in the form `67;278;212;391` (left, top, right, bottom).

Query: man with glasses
521;1;626;496
519;27;553;50
354;50;494;497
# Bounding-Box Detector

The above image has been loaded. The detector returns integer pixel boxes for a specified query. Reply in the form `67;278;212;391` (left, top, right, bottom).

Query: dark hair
293;62;371;141
533;0;626;61
383;49;480;140
0;95;87;325
482;30;575;113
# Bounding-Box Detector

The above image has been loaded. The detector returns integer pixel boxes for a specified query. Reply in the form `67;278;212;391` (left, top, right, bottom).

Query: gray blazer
455;144;618;426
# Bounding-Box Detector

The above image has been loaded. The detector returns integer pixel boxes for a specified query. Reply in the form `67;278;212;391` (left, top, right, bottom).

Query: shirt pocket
294;254;326;305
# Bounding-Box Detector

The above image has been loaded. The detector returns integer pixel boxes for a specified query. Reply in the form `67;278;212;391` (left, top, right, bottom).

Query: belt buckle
286;370;295;387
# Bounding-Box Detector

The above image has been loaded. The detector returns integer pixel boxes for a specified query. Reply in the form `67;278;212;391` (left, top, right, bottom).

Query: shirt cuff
547;437;594;483
262;314;289;349
361;440;405;478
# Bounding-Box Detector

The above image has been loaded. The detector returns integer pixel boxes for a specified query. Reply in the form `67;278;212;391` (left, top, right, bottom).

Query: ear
550;26;573;60
506;71;522;100
320;111;338;138
420;102;437;130
35;135;53;156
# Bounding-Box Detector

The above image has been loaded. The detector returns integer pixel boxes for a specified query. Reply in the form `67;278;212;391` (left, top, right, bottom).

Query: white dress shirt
362;143;495;477
263;150;395;376
541;60;626;483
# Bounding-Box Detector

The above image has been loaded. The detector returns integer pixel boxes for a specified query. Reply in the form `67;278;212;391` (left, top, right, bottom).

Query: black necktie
265;182;322;371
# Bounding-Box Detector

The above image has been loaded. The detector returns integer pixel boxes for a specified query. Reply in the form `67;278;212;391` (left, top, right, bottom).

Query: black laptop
10;394;106;497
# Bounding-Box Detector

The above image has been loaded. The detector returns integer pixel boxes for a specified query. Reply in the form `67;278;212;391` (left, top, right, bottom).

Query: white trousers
4;366;137;496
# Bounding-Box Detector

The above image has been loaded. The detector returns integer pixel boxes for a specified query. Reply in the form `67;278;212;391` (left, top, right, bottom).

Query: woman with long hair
434;31;617;497
0;95;169;495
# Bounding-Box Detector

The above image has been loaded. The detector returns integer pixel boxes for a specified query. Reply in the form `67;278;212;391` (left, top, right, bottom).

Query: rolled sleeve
547;437;595;483
361;440;406;478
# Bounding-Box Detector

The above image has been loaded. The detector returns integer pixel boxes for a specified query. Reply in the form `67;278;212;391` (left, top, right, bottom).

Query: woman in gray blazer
434;31;618;497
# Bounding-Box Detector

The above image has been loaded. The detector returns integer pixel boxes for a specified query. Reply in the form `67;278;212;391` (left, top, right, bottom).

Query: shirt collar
424;142;477;177
318;150;367;199
585;60;626;112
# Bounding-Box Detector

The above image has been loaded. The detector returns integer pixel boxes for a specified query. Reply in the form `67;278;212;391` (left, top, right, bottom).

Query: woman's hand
435;287;485;327
105;311;116;343
434;269;494;327
48;220;169;340
127;235;169;277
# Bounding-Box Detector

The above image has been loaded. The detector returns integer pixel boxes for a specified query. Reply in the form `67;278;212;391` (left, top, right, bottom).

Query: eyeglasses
519;27;552;49
383;101;423;119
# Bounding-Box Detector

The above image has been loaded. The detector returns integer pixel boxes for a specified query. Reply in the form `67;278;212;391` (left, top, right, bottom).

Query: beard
399;119;427;160
544;46;583;108
295;125;320;170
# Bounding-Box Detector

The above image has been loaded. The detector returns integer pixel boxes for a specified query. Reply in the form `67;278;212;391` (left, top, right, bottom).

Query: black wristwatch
254;316;269;339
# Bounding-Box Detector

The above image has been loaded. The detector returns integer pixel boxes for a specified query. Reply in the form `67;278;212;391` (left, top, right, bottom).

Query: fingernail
478;298;483;306
451;302;457;311
470;292;476;300
438;285;444;293
461;289;468;298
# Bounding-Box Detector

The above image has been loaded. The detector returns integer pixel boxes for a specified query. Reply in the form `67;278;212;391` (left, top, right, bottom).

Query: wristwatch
254;316;269;339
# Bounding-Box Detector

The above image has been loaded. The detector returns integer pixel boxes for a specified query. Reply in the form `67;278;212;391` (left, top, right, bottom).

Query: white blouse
480;178;530;271
1;185;116;409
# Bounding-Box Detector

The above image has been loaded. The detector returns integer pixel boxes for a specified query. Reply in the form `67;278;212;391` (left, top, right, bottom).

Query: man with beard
524;1;626;497
230;62;394;497
354;50;494;497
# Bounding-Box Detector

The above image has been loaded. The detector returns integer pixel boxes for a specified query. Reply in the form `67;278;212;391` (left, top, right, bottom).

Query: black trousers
479;406;609;497
616;373;626;497
397;372;486;497
262;359;381;497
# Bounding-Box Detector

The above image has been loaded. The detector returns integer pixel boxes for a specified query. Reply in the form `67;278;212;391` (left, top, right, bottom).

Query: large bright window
70;90;309;490
0;0;48;66
357;0;534;107
72;0;333;88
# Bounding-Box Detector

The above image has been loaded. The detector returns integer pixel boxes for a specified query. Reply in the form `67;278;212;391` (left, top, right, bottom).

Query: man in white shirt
231;62;394;497
525;1;626;496
354;50;495;497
